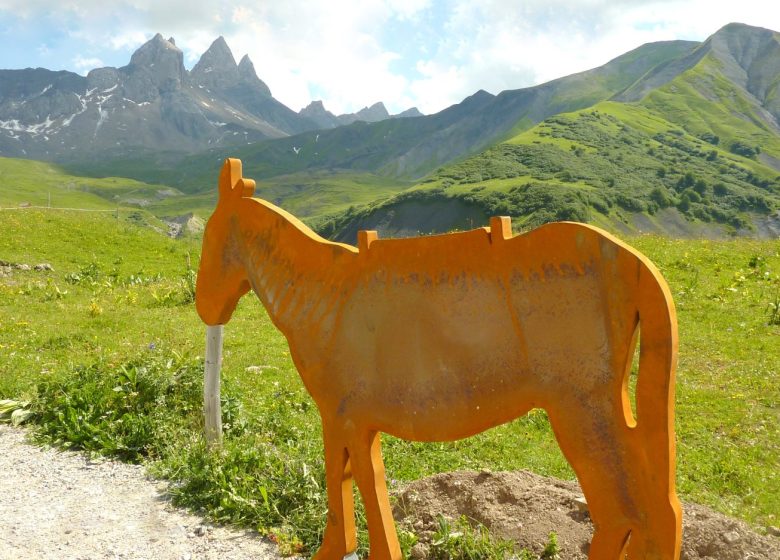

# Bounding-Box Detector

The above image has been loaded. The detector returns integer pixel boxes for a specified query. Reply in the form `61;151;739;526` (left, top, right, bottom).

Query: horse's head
195;158;256;326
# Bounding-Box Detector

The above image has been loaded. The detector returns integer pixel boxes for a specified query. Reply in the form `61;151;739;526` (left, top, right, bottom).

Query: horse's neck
237;201;342;335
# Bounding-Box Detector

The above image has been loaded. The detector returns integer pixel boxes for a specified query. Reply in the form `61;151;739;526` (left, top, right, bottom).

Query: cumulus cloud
72;55;104;73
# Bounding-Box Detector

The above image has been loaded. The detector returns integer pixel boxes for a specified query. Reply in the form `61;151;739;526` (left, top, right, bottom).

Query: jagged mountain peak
305;100;326;110
394;107;423;118
300;100;330;114
192;36;237;72
298;99;340;128
354;102;389;121
129;33;182;66
190;36;240;90
124;33;185;94
238;54;252;69
237;54;271;96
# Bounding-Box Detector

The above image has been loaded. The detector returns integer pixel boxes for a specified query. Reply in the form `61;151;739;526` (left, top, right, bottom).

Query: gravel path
0;425;283;560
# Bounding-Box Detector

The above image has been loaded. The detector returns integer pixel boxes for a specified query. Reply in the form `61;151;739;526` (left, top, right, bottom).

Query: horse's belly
376;376;539;442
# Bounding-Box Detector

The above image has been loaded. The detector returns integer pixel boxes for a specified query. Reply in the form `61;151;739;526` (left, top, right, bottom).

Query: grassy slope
152;169;412;224
0;210;777;548
1;156;408;225
321;98;780;239
63;117;437;192
0;210;199;394
640;52;780;165
0;156;186;222
543;40;699;118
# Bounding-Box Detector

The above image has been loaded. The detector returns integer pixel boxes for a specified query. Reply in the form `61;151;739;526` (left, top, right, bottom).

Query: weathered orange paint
196;158;683;560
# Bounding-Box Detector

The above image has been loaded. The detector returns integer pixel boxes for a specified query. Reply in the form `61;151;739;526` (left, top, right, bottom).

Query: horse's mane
243;196;357;254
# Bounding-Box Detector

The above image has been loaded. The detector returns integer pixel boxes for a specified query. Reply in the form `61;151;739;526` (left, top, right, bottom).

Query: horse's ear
218;158;243;201
238;178;255;198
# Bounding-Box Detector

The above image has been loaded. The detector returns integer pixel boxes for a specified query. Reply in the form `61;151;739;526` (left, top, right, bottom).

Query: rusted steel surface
196;158;682;560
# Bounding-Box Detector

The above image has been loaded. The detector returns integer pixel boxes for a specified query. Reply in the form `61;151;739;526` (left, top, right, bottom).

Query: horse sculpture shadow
196;158;683;560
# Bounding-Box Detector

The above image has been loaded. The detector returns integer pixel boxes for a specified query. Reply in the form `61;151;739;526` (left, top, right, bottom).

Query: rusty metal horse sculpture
196;158;682;560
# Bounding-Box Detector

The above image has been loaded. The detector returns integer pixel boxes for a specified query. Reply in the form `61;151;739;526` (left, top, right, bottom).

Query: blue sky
1;1;779;115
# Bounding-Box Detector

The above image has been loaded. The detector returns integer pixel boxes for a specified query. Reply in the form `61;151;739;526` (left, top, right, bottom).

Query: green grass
0;156;185;212
2;155;410;226
425;514;554;560
149;170;410;225
1;210;778;555
259;171;411;222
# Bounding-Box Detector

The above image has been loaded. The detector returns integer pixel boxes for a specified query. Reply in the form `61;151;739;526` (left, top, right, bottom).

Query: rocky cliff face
707;23;780;127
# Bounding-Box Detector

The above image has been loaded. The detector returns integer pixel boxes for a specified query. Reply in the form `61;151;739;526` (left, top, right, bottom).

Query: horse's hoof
312;541;351;560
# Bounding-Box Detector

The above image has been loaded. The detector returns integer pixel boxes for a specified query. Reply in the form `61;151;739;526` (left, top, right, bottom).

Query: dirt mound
392;470;780;560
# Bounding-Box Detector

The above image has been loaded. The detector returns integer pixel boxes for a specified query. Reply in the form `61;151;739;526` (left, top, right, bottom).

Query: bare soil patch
393;470;780;560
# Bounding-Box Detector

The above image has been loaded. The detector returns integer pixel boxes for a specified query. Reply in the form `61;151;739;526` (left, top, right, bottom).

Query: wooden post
204;324;223;447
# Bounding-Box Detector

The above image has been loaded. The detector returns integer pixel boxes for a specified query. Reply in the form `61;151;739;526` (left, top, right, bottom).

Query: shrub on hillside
729;141;760;159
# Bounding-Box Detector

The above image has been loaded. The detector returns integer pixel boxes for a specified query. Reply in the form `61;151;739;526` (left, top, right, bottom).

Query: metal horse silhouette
196;158;682;560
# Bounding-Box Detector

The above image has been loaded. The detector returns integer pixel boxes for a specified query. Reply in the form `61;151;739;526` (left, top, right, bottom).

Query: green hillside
283;26;780;242
6;24;779;242
0;156;410;226
0;156;185;215
320;101;780;242
639;60;780;170
151;168;412;223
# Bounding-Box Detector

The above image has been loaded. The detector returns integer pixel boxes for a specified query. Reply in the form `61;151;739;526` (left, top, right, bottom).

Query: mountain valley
1;23;779;241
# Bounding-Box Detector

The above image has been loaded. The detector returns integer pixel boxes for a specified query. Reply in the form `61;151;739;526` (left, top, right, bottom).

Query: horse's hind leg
546;403;634;559
625;496;681;560
349;430;402;560
313;425;357;560
623;435;682;560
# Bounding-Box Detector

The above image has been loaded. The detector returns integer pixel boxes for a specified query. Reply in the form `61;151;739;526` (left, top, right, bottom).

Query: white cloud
384;0;431;21
108;30;151;51
72;55;104;73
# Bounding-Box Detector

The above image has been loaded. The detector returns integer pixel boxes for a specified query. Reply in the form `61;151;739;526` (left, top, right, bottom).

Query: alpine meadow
0;18;779;560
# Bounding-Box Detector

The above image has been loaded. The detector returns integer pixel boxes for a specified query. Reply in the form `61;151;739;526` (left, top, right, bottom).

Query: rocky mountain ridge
299;100;423;129
157;38;701;190
0;34;418;161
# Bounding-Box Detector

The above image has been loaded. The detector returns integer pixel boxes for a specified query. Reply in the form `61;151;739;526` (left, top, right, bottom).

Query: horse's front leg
349;430;401;560
313;422;357;560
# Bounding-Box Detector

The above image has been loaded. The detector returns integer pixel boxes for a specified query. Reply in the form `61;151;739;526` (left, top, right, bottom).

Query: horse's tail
633;256;683;558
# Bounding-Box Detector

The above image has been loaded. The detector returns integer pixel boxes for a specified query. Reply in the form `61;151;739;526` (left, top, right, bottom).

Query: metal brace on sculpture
196;158;683;560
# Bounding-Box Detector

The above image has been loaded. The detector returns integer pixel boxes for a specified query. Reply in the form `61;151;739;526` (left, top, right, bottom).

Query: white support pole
204;324;224;447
